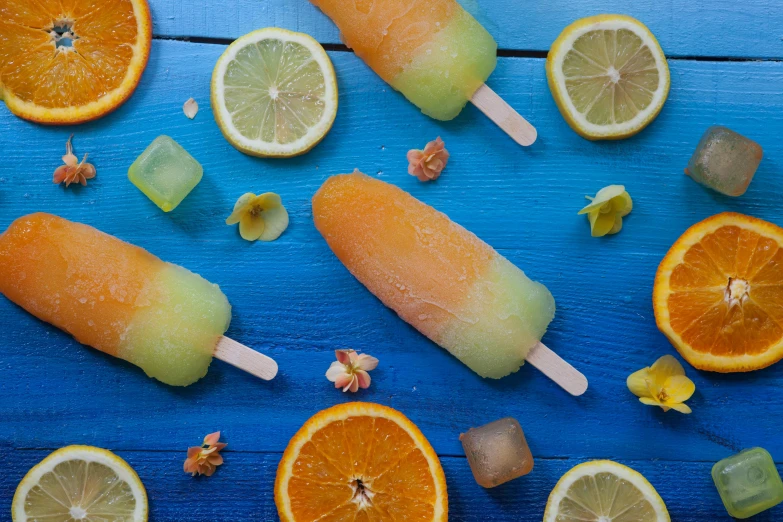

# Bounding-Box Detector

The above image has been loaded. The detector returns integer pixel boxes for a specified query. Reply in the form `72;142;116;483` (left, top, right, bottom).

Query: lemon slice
546;15;670;140
544;460;670;522
12;446;148;522
211;28;338;157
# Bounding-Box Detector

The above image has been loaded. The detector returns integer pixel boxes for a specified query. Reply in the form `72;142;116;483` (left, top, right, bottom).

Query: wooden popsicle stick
213;336;278;381
526;342;588;396
470;83;537;146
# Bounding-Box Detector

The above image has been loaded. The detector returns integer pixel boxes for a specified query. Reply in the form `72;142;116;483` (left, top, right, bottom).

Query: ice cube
459;417;533;488
685;126;762;197
128;135;203;212
712;447;783;519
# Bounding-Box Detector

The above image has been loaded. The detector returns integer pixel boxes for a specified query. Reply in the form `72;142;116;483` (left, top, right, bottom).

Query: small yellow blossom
578;185;632;237
627;355;695;414
226;192;288;242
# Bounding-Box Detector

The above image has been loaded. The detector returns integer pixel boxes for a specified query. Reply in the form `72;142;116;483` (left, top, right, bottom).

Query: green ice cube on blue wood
128;136;203;212
712;447;783;519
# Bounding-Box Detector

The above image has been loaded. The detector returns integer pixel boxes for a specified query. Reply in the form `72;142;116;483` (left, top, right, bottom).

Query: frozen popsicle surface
310;0;497;120
0;213;231;386
312;172;555;378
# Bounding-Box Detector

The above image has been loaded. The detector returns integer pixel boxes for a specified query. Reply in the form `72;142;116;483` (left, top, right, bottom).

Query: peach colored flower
184;431;227;477
326;349;379;393
53;134;96;187
407;137;449;182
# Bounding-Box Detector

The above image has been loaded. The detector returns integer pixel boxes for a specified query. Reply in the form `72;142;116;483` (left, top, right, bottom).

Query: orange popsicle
0;213;231;386
313;172;556;379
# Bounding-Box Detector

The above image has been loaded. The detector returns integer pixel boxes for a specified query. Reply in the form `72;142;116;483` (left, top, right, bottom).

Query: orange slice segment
654;212;783;372
0;0;151;124
275;402;448;522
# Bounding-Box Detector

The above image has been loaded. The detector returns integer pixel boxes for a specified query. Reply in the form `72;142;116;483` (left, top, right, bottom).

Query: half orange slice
654;212;783;372
275;402;448;522
0;0;152;124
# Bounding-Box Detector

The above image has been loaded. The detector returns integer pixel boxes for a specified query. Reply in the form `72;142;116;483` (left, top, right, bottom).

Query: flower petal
258;204;289;241
608;215;623;235
356;354;379;371
347;376;360;393
578;185;626;214
226;193;256;225
355;370;371;389
626;368;652;398
664;375;696;403
667;402;693;414
651;354;686;380
326;362;347;382
335;350;353;365
639;397;664;409
588;211;617;237
334;373;353;390
238;214;265;241
183;98;199;119
203;432;221;446
612;192;633;216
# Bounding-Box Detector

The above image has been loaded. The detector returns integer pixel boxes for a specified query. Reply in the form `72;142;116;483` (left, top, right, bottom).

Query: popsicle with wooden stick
0;213;277;386
313;172;587;396
310;0;537;146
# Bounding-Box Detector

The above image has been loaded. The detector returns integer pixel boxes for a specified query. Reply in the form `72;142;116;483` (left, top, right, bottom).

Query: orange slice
654;212;783;372
0;0;152;124
275;402;448;522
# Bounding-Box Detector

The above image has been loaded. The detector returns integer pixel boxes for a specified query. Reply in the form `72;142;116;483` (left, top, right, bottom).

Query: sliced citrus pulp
654;212;783;372
211;28;338;158
546;15;670;140
275;402;447;521
12;445;148;522
544;460;670;522
0;0;152;124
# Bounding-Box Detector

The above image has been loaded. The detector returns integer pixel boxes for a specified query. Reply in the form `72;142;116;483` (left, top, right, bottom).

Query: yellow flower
627;355;695;414
578;185;632;237
226;192;289;242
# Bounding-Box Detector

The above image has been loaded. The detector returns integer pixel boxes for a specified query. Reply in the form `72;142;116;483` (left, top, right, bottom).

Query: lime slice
546;15;670;140
544;460;670;522
212;28;338;157
12;446;148;522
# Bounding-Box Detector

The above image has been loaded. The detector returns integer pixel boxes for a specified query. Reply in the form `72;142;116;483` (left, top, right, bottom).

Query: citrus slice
275;402;448;521
546;15;670;140
211;28;338;158
654;212;783;373
544;460;670;522
0;0;152;124
12;445;148;522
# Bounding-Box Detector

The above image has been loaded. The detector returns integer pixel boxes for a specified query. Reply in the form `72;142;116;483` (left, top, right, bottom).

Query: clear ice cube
459;417;533;488
712;447;783;519
128;135;203;212
685;126;763;197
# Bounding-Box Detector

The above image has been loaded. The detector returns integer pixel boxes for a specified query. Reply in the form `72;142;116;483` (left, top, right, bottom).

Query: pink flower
407;137;449;182
325;349;379;393
53;134;96;187
183;431;227;477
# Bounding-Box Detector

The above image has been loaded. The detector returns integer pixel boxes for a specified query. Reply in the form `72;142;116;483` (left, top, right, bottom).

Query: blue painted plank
2;450;782;521
2;37;783;520
149;0;783;59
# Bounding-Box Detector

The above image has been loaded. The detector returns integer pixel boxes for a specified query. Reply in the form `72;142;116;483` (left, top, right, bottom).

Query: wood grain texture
149;0;783;59
2;450;782;521
1;16;783;522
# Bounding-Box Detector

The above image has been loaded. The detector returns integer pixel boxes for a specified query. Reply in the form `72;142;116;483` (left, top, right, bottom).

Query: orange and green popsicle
0;213;232;386
313;172;556;378
310;0;497;121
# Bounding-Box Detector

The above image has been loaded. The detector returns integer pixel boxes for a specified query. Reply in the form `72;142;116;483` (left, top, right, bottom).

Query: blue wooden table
2;1;783;520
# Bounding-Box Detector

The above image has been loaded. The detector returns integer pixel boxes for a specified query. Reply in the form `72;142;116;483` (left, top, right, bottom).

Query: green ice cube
712;447;783;519
128;135;203;212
